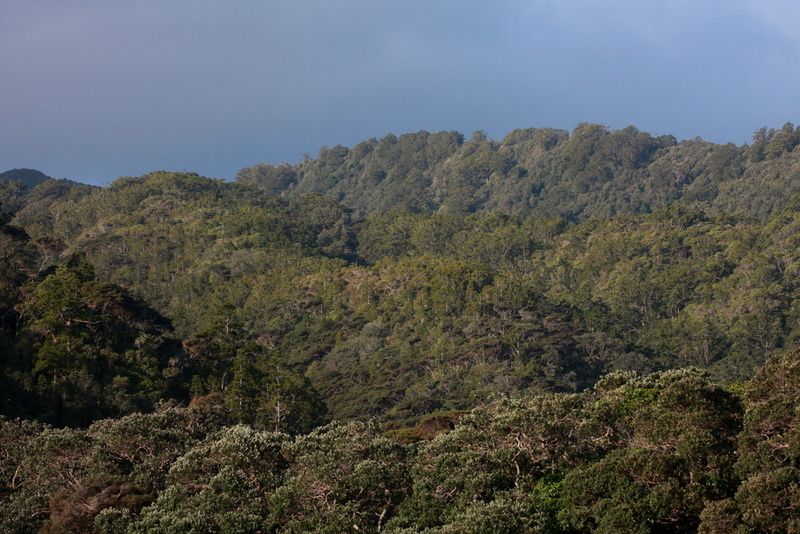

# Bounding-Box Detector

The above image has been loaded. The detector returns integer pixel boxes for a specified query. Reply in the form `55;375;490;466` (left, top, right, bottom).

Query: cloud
0;1;798;183
745;0;800;53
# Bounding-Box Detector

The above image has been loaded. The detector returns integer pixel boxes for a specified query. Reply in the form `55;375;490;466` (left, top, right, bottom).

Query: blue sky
1;0;798;184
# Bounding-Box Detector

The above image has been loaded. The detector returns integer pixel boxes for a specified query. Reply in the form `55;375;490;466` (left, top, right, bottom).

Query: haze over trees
2;122;800;532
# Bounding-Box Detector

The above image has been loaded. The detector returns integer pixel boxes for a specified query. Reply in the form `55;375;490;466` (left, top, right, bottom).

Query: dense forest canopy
0;168;52;189
238;122;800;220
2;122;800;532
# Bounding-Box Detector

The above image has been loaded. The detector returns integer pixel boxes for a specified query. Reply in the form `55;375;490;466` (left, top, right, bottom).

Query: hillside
6;130;800;421
0;168;51;188
4;358;800;532
238;123;800;221
0;168;93;216
3;124;800;532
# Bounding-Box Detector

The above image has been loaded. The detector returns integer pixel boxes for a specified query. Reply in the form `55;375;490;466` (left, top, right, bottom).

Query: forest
2;122;800;532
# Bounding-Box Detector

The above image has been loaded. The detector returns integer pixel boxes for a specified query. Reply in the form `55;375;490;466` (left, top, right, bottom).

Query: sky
1;1;799;185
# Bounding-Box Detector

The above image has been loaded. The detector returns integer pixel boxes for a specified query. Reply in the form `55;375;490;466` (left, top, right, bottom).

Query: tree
18;257;183;425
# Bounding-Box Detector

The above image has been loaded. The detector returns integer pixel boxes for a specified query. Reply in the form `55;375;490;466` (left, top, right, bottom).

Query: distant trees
748;123;800;165
2;123;800;528
7;166;800;425
236;163;297;196
2;130;800;530
236;123;800;222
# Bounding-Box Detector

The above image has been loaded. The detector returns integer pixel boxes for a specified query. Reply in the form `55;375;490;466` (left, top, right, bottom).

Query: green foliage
270;421;410;533
3;124;800;530
1;403;229;533
6;164;800;427
698;348;800;532
125;425;289;533
2;368;799;533
238;123;800;221
390;370;741;533
0;169;64;214
182;307;329;434
0;168;51;189
559;371;741;533
13;257;184;425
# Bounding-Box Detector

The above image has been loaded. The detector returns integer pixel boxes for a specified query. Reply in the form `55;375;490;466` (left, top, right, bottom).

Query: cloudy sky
1;1;798;184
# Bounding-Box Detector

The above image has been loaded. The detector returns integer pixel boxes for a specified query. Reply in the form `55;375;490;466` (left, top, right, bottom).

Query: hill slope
0;168;51;188
7;163;800;422
238;123;800;220
4;123;800;532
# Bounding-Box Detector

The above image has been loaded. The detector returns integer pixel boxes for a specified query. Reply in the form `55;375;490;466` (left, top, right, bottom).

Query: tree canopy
2;122;800;531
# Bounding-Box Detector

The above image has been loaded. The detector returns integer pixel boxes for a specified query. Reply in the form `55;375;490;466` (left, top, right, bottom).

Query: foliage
0;370;761;533
699;348;800;532
3;123;800;530
5;159;800;425
238;123;800;221
11;257;184;425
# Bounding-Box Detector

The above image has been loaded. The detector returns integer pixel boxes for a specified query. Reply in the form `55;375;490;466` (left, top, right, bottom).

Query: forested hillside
1;169;58;213
2;122;800;532
0;168;52;189
239;123;800;220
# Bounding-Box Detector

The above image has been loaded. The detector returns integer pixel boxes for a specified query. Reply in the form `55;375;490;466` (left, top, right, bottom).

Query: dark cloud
1;0;798;184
